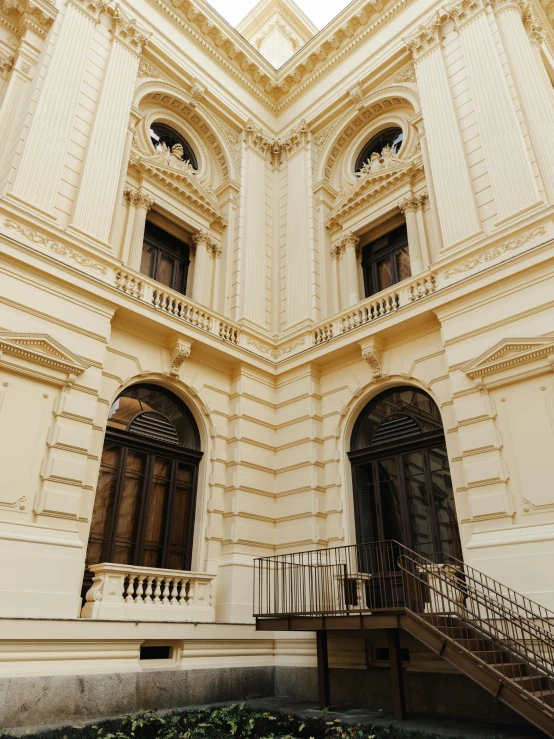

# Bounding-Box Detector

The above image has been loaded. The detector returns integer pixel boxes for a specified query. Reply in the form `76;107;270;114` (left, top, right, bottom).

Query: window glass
140;221;189;296
362;224;410;298
149;123;198;169
107;385;200;450
377;257;393;290
356;127;404;172
396;246;412;282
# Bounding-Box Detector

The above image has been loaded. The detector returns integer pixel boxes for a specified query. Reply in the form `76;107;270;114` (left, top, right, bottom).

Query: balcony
81;563;215;622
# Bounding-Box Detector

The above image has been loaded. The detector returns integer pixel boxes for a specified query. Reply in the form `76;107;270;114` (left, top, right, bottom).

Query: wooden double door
350;435;462;561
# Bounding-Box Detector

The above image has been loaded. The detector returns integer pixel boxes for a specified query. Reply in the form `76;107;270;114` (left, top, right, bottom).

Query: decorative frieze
3;219;107;274
444;227;546;278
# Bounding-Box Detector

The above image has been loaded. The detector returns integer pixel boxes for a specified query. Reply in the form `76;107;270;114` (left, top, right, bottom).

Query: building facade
1;0;554;727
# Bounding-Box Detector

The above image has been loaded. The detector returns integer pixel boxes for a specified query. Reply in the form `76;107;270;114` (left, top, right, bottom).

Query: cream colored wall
0;0;554;685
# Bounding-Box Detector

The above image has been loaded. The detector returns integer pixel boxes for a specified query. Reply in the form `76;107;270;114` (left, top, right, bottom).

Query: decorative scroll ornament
246;338;305;360
124;188;154;210
398;192;427;214
360;337;383;379
331;232;360;259
444;227;546;278
170;338;192;376
3;219;107;275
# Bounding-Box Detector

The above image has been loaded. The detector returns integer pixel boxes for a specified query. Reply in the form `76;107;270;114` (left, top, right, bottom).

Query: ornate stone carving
255;18;301;51
0;53;14;77
150;141;197;174
463;335;554;379
124;188;154;210
403;13;443;59
190;79;205;107
112;6;151;54
0;494;26;512
360;337;384;379
246;338;305;360
392;65;416;84
193;229;221;258
279;119;310;156
72;0;110;22
398;193;422;213
170;338;192;376
331;232;360;259
356;143;402;177
349;85;364;111
137;59;163;79
3;219;107;275
444;0;483;26
444;227;546;278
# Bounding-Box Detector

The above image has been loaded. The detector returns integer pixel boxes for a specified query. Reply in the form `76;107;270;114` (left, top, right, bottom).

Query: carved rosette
170;338;192;377
193;229;221;258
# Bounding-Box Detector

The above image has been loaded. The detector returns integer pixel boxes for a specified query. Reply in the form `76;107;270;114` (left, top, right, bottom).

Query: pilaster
404;14;481;249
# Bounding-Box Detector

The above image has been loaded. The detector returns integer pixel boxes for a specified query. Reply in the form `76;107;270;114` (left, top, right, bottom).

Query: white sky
206;0;353;30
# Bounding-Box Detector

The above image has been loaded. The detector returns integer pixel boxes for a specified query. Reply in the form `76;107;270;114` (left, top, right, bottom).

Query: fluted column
446;0;539;221
192;230;220;306
404;16;481;248
492;0;554;203
10;0;107;214
343;233;361;307
127;191;153;272
399;195;425;275
415;194;431;269
71;8;149;243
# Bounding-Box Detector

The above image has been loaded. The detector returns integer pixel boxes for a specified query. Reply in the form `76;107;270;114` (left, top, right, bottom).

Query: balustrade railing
81;563;215;622
113;268;240;345
312;271;439;346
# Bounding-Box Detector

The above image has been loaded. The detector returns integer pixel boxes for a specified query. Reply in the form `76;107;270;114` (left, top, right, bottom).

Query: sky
206;0;353;30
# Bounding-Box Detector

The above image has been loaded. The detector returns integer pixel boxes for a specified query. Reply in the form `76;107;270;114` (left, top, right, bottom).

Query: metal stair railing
397;548;554;709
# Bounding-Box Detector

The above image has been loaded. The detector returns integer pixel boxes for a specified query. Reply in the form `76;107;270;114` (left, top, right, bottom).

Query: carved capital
112;5;151;54
444;0;484;27
170;338;191;377
349;84;364;111
125;188;154;210
193;229;221;258
70;0;110;22
398;193;421;214
360;337;384;379
403;13;443;59
331;231;360;259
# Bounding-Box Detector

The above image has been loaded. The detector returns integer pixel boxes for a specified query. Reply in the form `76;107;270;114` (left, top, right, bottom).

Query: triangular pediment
463;336;554;378
0;332;90;375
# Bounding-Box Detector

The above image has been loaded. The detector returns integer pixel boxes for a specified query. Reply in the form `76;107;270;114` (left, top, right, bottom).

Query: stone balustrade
312;270;438;345
81;563;216;622
114;268;240;345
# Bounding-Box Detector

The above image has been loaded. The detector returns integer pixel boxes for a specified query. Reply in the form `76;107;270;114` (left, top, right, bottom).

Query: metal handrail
253;540;554;712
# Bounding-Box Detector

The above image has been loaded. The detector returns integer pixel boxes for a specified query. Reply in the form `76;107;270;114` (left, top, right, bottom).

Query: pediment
326;157;423;231
463;336;554;379
130;150;227;232
0;332;90;375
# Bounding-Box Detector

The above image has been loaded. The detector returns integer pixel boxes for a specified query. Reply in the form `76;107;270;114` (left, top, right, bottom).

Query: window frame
141;221;191;296
361;224;410;298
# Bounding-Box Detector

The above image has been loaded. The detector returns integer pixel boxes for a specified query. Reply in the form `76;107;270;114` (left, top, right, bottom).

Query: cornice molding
0;0;57;39
463;336;554;379
0;331;90;376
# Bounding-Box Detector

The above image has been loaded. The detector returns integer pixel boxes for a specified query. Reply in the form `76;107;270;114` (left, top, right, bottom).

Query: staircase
253;541;554;736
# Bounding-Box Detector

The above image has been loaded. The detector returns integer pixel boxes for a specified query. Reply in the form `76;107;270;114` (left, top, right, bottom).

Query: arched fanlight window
149;122;198;170
349;387;461;560
84;385;202;594
355;127;404;172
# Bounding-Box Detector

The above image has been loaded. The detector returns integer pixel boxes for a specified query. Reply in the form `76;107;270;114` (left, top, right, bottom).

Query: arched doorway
348;386;461;560
83;385;202;595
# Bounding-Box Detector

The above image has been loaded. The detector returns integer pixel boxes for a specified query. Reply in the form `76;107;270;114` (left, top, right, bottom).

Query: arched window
150;122;198;169
355;127;404;172
85;385;202;593
349;387;461;560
